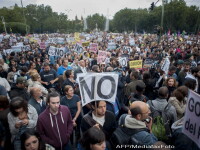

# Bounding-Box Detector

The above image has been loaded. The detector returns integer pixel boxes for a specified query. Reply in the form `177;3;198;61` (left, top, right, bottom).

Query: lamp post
20;0;28;34
1;16;7;34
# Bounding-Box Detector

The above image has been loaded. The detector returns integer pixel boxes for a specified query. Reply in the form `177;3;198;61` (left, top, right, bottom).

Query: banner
129;60;143;69
77;73;119;106
182;90;200;148
97;50;107;64
57;38;65;44
48;46;65;57
119;57;127;67
89;43;98;53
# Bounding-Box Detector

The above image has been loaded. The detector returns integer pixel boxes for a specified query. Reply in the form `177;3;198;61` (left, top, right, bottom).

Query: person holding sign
81;101;117;144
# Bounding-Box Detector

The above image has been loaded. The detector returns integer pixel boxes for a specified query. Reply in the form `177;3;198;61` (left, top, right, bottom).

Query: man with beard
178;61;191;86
40;63;58;89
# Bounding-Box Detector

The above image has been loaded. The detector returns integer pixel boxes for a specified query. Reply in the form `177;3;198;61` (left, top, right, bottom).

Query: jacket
28;97;46;115
147;98;177;126
7;104;38;141
37;105;73;149
81;111;117;140
120;114;158;145
168;97;186;120
9;86;31;101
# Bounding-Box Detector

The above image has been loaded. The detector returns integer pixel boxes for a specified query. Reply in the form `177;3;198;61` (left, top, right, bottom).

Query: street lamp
20;0;28;34
1;16;7;34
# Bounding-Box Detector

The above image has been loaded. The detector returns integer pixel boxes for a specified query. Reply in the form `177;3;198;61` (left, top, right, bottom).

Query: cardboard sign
123;46;132;54
119;57;127;67
77;73;119;106
97;50;107;64
107;43;116;50
182;90;200;148
74;43;83;54
89;43;98;53
48;46;65;57
143;59;154;68
82;41;90;47
129;60;143;69
161;57;170;74
40;42;46;49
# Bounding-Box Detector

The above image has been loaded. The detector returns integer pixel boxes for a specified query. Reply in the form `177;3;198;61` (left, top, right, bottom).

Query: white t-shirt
92;113;105;126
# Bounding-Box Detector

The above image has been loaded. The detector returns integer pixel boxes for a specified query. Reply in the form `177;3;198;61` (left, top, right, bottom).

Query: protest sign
74;43;83;54
77;73;119;106
11;46;22;52
82;41;90;47
89;43;98;53
119;57;127;67
129;38;135;46
40;42;46;49
75;32;80;41
48;46;65;57
0;35;3;42
143;59;154;68
97;50;107;64
57;38;65;44
161;57;170;74
123;46;132;53
107;42;116;50
21;45;31;51
182;90;200;148
129;60;143;69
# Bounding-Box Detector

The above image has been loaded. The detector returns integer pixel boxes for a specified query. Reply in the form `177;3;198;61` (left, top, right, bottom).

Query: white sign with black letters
182;90;200;148
77;73;119;106
119;57;127;67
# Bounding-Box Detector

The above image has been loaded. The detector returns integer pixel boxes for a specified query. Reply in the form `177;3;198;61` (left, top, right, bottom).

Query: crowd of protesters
0;32;200;150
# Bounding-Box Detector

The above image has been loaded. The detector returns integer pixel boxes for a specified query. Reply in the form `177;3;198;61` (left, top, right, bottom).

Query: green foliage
0;0;199;34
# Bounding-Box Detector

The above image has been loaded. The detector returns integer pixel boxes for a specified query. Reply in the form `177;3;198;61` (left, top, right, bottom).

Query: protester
20;128;55;150
78;126;107;150
37;92;73;149
8;97;38;150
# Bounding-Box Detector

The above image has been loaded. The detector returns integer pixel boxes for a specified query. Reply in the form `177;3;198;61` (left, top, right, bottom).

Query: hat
16;77;27;85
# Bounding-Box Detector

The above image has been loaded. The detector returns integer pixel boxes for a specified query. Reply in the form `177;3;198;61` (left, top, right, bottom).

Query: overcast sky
1;0;199;20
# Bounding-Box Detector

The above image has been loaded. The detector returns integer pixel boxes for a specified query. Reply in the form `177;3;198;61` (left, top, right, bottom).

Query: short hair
64;70;73;78
62;58;68;64
177;86;188;97
130;106;142;118
136;81;146;92
46;92;60;104
92;65;99;72
191;67;199;74
131;71;139;80
64;85;73;93
0;95;9;109
158;86;169;98
80;127;105;150
43;62;50;67
184;79;196;90
21;66;28;73
169;66;177;72
10;97;28;117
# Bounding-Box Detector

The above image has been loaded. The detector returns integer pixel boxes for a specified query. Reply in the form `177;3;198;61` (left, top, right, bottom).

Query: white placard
77;73;119;106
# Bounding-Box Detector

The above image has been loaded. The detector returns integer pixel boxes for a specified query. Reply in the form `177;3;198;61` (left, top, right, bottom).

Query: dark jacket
28;97;46;115
81;111;117;140
37;105;73;149
9;86;30;101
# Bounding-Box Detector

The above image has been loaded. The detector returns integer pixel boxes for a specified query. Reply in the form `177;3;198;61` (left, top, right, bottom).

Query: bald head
130;101;149;119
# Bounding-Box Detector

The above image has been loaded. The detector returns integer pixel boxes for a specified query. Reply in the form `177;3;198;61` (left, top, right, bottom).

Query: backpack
129;93;147;105
150;101;172;141
110;114;148;149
